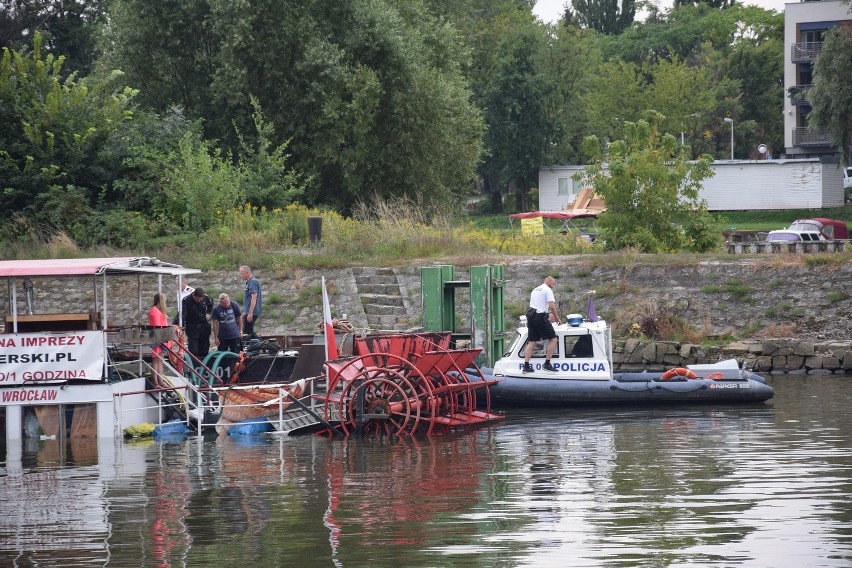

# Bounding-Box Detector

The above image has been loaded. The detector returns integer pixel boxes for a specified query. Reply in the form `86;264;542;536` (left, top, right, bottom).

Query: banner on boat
0;331;104;386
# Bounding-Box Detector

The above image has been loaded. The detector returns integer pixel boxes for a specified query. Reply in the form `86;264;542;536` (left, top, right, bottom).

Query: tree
580;60;645;143
571;0;635;35
0;0;108;74
673;0;736;8
580;111;718;252
465;8;551;211
808;26;852;165
99;0;485;213
0;33;136;237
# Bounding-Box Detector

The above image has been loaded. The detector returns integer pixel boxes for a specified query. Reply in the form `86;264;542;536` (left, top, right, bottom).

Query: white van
844;167;852;189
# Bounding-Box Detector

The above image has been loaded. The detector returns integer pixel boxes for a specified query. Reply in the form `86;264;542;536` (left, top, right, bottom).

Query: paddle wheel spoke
339;370;420;438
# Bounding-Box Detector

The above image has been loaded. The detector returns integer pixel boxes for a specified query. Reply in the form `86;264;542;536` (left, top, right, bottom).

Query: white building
784;0;851;161
538;159;843;211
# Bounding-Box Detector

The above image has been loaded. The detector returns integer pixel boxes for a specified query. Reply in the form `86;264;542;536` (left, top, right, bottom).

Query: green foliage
700;278;752;300
570;0;636;35
466;8;551;212
804;254;850;267
102;0;484;213
159;134;243;233
0;0;108;74
826;290;847;303
580;111;716;252
236;97;308;210
809;27;852;166
0;0;797;252
0;34;137;226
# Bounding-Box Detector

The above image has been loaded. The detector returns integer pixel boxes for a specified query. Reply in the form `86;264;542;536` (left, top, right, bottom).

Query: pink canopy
0;257;198;278
0;258;137;278
508;211;598;220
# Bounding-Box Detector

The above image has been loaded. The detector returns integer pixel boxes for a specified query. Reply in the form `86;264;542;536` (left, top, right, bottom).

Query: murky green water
1;374;850;567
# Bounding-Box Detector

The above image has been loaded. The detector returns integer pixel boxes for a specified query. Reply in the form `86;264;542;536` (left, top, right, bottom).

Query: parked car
764;218;848;242
844;167;852;190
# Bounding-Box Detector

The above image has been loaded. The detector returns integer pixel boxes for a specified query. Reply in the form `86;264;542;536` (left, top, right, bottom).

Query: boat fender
228;417;273;436
153;419;191;437
660;367;698;381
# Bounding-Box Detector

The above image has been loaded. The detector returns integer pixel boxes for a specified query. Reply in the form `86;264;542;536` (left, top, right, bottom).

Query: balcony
788;84;812;106
791;42;822;63
792;127;832;147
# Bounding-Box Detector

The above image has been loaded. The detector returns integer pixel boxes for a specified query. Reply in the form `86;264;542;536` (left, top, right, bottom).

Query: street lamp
723;117;734;160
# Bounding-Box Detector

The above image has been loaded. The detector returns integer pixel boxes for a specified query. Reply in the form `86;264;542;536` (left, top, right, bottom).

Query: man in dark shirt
174;287;213;361
211;293;243;353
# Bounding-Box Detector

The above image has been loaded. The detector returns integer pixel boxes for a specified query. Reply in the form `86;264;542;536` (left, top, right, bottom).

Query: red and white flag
322;277;338;361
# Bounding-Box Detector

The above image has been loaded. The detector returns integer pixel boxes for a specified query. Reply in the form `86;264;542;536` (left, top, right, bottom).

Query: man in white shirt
524;276;559;373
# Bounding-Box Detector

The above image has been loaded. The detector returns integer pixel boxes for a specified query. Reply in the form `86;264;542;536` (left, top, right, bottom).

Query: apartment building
784;0;851;161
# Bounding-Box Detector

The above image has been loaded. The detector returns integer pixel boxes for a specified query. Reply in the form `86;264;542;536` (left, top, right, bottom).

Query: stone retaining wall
614;338;852;375
4;257;852;375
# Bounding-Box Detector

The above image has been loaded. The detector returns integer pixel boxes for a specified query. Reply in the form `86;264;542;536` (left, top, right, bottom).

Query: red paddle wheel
320;332;502;438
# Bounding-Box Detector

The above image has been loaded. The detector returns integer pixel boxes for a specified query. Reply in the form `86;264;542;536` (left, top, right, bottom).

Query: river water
1;374;850;568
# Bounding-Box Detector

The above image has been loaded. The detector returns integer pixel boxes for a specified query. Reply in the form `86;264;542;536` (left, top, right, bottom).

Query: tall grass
5;198;852;270
167;197;596;269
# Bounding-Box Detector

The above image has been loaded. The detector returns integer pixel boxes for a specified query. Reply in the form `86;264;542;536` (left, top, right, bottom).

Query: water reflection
0;375;850;567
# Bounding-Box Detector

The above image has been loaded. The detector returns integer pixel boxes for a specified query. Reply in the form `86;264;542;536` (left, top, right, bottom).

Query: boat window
505;332;522;356
564;335;593;358
518;339;557;359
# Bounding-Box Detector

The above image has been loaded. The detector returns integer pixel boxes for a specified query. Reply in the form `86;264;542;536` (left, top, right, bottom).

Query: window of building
557;177;571;195
800;30;825;45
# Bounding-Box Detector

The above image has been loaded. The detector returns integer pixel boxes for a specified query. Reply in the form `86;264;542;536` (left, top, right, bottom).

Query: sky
533;0;789;23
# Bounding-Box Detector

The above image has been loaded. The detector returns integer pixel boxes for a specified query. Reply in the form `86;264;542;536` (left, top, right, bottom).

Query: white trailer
538;159;845;211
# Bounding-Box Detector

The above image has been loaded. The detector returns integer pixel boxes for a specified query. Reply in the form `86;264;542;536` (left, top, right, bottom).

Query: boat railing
210;378;331;433
113;383;196;433
109;342;219;434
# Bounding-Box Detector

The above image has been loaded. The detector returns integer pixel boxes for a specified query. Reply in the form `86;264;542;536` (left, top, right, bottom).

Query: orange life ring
660;367;697;381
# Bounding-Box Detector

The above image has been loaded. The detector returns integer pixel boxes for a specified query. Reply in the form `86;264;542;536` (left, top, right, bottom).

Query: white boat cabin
494;316;613;380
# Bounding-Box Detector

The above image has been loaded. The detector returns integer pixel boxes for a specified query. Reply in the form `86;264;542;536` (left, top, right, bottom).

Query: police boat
483;312;774;407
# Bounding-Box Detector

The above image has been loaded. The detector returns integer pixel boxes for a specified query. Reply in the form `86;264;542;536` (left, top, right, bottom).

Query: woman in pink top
148;293;170;388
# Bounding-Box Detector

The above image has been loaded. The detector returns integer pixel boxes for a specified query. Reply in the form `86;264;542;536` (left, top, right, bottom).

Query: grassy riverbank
4;202;851;272
470;206;852;233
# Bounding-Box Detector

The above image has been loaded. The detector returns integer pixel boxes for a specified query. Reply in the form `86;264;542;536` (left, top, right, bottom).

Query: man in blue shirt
211;293;243;353
239;265;262;339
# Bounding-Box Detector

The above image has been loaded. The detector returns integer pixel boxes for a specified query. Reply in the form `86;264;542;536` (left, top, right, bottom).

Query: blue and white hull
485;316;773;407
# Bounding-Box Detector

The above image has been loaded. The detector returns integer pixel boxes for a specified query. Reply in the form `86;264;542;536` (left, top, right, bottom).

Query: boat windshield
505;331;523;356
766;232;800;242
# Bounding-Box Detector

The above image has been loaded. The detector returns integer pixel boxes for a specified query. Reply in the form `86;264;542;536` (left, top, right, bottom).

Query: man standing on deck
523;276;559;373
174;287;213;361
239;265;262;339
212;293;243;353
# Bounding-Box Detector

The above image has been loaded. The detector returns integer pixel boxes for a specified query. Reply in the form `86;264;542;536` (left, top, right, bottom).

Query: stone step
366;313;413;331
352;267;395;277
354;274;399;287
362;303;407;316
360;293;404;307
356;282;401;295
